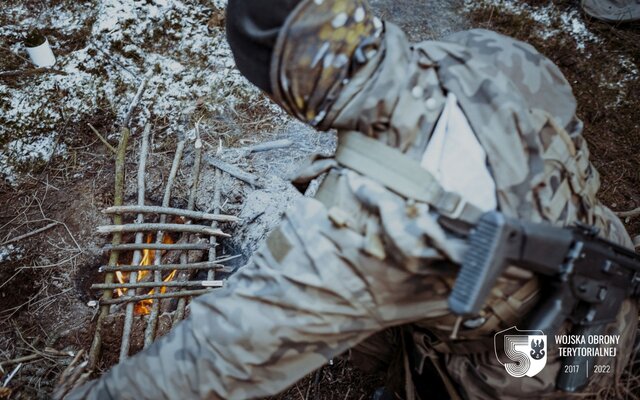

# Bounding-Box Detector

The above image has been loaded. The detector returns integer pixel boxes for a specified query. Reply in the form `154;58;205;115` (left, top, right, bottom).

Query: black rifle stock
449;211;640;392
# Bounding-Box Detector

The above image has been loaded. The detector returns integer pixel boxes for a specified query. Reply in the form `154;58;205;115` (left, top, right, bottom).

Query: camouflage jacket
68;1;636;399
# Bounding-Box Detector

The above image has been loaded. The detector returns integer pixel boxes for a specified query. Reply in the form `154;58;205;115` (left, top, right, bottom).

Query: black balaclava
226;0;303;95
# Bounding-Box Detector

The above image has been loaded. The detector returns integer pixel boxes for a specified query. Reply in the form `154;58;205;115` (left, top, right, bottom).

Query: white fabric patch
331;12;348;28
421;92;497;212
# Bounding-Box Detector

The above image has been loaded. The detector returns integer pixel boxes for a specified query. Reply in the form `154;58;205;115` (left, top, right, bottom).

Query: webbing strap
335;131;484;224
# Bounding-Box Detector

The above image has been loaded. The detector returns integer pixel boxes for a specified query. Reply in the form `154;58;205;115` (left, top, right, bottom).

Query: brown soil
0;177;111;399
270;357;385;400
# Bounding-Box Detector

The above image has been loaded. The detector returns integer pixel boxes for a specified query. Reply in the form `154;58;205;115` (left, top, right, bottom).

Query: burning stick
102;206;239;222
119;123;151;361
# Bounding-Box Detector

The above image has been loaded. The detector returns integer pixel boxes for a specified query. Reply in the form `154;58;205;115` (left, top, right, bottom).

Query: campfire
88;117;240;368
113;233;178;315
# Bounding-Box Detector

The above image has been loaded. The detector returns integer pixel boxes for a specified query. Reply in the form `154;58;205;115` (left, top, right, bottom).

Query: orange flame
115;233;178;315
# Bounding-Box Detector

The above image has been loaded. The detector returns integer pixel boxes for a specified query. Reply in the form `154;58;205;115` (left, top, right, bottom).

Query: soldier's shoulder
443;28;545;60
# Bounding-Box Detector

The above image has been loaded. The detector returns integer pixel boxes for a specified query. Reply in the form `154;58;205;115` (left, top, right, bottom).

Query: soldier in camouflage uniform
64;0;637;399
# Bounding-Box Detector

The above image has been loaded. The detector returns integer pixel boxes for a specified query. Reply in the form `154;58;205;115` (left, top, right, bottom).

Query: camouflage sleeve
68;170;461;400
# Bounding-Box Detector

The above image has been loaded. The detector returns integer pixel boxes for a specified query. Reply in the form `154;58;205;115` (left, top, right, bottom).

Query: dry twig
102;205;239;222
122;71;152;127
99;261;235;273
145;140;185;347
0;221;58;246
235;139;293;153
1;363;21;388
120;123;151;360
103;242;213;252
0;67;67;78
92;280;224;290
173;133;205;323
87;123;117;154
99;289;213;305
97;223;229;237
88;121;130;370
205;155;263;188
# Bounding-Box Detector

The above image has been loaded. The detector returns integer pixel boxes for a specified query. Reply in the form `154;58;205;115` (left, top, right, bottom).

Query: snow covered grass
0;0;282;185
465;0;639;109
0;244;22;263
464;0;600;49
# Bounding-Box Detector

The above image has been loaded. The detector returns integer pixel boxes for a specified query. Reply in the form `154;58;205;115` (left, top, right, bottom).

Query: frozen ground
0;0;286;184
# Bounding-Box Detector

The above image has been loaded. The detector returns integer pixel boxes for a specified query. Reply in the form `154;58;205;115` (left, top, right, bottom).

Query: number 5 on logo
494;326;548;377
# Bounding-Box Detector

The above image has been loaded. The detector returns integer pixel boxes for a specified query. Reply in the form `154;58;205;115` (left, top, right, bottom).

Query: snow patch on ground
465;0;600;49
464;0;639;109
1;0;275;184
0;244;22;263
603;55;640;107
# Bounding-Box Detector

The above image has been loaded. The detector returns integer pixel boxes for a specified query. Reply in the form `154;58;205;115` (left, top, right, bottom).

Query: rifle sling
335;131;483;225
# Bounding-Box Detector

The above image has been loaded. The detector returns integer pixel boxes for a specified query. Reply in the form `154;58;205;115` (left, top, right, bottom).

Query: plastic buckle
446;196;467;220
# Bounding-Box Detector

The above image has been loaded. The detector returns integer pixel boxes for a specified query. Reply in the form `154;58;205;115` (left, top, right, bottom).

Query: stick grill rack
88;125;236;368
